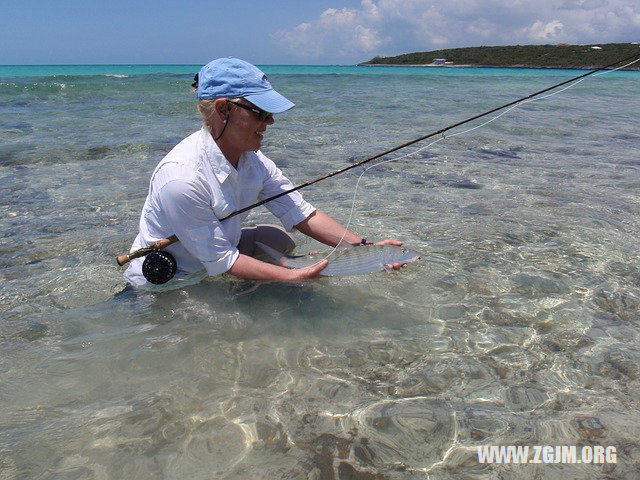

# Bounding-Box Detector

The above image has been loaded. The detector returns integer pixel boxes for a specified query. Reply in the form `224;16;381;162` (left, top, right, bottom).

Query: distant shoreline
359;63;472;68
356;63;633;71
359;43;640;71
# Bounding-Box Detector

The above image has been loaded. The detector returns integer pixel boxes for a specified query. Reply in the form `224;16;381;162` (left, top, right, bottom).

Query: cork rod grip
116;235;179;266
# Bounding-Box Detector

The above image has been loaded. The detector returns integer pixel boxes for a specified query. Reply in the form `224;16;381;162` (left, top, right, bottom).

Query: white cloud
319;7;358;27
465;19;498;39
361;0;381;20
523;20;565;41
353;24;383;51
273;4;386;61
272;0;640;63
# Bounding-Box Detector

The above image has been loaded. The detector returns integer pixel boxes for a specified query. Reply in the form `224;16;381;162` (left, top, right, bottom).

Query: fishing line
322;55;640;263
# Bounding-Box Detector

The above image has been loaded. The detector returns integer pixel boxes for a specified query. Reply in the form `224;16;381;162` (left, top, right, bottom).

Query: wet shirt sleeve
158;179;238;275
257;154;315;231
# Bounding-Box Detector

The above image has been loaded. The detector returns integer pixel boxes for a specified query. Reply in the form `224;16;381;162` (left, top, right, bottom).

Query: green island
359;43;640;70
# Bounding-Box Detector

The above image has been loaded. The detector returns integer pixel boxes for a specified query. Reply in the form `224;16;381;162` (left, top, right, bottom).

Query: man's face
226;100;275;152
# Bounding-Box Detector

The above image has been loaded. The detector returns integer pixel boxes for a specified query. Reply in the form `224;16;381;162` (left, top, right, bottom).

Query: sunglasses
227;100;273;122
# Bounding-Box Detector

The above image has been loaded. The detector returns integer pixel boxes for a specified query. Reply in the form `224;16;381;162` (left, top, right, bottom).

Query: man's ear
214;99;229;120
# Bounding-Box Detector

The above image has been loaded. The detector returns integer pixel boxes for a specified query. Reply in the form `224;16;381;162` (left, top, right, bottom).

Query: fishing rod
116;52;639;283
219;51;640;222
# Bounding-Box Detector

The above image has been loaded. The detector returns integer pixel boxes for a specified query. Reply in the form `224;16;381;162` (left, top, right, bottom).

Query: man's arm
227;253;327;280
295;210;404;247
294;210;362;246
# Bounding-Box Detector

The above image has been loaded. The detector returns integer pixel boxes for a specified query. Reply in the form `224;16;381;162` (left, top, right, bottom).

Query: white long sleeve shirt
124;127;315;287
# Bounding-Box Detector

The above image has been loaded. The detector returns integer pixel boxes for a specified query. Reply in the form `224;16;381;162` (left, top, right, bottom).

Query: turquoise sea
1;64;640;479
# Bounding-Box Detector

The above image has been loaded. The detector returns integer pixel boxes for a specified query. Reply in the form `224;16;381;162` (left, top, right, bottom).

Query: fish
255;241;423;276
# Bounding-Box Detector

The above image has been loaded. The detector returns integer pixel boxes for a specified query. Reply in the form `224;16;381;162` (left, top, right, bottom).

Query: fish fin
254;241;294;267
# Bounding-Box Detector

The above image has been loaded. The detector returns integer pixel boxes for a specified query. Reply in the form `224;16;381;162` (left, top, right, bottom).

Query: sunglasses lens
230;101;272;121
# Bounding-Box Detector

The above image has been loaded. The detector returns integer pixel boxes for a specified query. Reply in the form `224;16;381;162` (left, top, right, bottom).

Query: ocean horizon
3;63;640;78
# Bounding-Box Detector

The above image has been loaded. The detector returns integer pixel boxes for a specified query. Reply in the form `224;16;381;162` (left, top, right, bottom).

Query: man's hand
287;259;328;280
373;238;403;246
374;238;407;271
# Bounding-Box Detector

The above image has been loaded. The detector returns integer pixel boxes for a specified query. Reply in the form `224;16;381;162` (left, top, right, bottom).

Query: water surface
1;64;639;479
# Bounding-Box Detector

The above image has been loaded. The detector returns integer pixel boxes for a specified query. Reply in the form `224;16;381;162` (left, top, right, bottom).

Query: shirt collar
200;127;236;184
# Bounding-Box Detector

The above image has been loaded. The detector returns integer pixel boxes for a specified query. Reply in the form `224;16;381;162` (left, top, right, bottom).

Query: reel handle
116;235;179;266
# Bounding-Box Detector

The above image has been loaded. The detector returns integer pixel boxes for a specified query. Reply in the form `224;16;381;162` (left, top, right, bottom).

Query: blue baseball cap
196;57;294;113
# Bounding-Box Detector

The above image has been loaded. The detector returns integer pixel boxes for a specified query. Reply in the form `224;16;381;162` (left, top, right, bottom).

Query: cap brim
244;89;294;114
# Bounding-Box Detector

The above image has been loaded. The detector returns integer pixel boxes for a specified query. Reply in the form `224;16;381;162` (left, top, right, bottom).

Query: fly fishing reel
116;236;179;285
142;250;177;284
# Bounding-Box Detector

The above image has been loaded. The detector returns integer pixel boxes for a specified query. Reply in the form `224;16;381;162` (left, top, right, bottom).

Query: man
124;57;404;287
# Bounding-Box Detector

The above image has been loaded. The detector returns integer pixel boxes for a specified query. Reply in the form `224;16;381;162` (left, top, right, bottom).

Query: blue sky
2;0;638;65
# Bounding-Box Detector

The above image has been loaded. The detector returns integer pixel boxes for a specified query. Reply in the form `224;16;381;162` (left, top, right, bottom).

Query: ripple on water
591;284;640;323
391;354;498;398
274;397;456;477
353;398;455;469
163;416;250;478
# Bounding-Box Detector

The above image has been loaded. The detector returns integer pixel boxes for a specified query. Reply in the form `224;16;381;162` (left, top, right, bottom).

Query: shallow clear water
1;65;639;479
